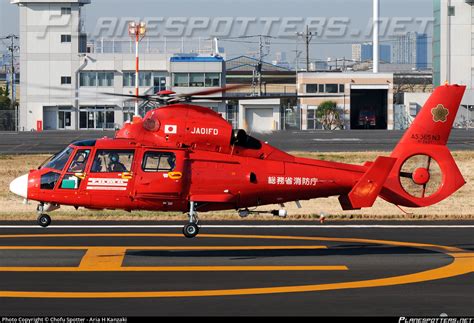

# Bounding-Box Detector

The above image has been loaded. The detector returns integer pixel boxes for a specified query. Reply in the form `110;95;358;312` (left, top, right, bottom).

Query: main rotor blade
99;92;165;103
189;94;345;101
176;84;248;99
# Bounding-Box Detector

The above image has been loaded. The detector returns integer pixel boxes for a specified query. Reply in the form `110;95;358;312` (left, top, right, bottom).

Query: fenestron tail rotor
399;154;442;198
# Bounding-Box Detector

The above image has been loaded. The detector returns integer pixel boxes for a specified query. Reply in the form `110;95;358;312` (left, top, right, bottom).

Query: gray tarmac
0;221;472;316
0;129;473;154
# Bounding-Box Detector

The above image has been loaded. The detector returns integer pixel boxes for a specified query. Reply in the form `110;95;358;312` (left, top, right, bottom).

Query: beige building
298;72;394;130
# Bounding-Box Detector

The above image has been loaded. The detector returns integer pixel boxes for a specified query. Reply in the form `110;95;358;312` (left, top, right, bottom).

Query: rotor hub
412;167;430;185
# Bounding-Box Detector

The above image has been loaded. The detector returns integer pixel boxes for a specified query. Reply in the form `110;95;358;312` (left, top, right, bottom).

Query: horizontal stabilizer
339;156;397;210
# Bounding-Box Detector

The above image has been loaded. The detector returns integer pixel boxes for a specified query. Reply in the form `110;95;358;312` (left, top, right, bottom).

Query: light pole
128;22;147;116
373;0;380;74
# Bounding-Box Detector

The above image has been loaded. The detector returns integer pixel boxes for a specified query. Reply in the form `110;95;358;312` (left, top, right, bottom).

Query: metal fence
0;109;18;132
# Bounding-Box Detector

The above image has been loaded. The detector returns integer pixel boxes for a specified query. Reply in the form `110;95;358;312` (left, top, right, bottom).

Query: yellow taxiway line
0;234;471;298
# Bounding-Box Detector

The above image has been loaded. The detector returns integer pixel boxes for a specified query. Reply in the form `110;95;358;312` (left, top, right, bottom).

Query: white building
433;0;474;110
12;0;226;131
352;44;362;62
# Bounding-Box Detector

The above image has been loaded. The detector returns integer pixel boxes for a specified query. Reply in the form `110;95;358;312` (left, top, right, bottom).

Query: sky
0;0;434;63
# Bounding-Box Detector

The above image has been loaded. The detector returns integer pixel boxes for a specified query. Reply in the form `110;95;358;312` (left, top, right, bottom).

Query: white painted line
312;138;362;142
0;225;472;229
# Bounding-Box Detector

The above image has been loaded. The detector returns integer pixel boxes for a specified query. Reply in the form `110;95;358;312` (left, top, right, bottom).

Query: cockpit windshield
41;147;74;171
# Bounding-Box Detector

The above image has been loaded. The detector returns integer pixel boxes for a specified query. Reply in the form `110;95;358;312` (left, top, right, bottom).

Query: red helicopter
9;84;466;238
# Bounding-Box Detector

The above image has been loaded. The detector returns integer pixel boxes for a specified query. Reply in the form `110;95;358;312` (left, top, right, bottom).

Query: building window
80;72;114;87
61;7;71;15
190;73;205;87
80;72;97;87
173;73;221;88
205;73;221;87
325;84;339;93
79;106;115;129
306;84;318;93
58;110;72;129
307;107;320;130
448;6;455;16
153;76;167;92
61;34;72;43
226;103;238;128
139;72;152;87
61;76;71;85
311;84;344;94
97;72;114;87
173;73;190;87
123;72;154;87
123;72;135;87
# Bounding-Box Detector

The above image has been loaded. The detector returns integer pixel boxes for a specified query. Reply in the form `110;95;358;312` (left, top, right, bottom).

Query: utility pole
4;35;19;109
296;26;316;72
258;35;263;96
257;35;271;96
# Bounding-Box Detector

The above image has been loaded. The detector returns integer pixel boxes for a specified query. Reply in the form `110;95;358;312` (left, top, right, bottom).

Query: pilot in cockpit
108;152;127;172
69;151;89;173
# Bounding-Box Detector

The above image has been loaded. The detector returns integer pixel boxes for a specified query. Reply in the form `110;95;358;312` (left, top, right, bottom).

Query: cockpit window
43;147;74;171
91;150;135;173
67;150;91;173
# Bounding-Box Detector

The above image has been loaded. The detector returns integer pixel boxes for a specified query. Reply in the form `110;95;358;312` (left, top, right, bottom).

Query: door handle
168;172;182;180
121;172;133;179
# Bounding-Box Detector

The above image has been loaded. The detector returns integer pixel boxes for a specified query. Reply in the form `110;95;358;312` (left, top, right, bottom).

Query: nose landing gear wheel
37;214;51;228
183;223;199;238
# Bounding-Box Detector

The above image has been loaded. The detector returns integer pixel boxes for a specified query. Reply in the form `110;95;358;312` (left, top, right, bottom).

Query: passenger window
142;152;176;172
67;149;91;173
91;150;134;173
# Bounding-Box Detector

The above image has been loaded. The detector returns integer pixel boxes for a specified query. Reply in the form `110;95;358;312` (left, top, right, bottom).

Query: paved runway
0;129;473;154
0;221;473;316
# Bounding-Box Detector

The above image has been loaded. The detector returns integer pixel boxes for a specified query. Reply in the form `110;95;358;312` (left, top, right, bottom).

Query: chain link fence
0;109;18;132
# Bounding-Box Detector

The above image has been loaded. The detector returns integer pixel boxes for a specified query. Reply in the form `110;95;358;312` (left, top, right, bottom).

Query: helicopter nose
9;174;29;199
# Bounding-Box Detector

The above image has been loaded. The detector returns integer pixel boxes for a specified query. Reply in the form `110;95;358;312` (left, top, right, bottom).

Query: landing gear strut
36;204;52;228
183;201;199;238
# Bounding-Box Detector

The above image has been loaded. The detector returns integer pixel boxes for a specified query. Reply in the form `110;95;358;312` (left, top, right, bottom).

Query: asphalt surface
0;129;473;154
0;221;472;316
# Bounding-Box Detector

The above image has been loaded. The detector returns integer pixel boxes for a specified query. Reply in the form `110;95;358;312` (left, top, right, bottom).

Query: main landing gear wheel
37;214;51;228
183;201;199;238
183;223;199;238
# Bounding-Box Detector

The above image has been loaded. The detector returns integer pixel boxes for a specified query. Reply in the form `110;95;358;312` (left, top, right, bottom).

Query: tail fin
380;84;466;208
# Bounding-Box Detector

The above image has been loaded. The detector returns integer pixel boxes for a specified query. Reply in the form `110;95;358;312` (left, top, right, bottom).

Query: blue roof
171;56;224;63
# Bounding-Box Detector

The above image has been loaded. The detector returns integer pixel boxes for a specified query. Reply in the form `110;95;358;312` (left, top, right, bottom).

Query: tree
316;101;343;130
0;87;11;110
